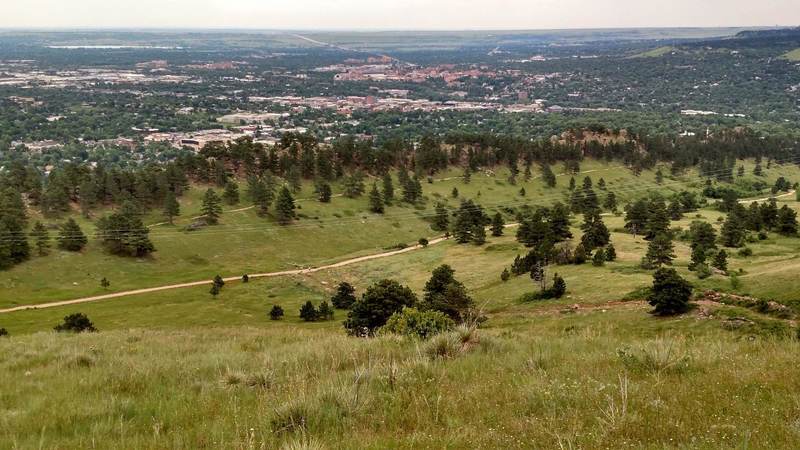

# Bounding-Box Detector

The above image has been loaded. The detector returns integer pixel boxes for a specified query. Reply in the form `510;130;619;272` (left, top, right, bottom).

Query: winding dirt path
1;223;522;314
0;236;444;313
739;190;795;204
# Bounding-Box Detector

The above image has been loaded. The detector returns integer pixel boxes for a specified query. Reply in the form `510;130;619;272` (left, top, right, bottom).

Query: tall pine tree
30;221;50;256
201;189;223;225
163;191;180;225
57;218;87;252
275;186;296;224
222;181;239;205
369;183;384;214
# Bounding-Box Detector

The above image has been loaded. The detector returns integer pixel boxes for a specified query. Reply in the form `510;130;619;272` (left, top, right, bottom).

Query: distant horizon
0;25;792;33
3;0;799;30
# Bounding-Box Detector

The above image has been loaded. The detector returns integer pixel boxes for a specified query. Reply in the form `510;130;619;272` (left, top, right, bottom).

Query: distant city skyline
2;0;799;30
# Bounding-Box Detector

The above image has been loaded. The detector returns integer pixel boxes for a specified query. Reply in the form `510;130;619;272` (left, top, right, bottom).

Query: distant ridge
735;27;800;39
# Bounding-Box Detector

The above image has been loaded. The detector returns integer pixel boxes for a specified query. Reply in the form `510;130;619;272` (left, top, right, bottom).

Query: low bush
520;274;567;301
272;399;311;434
281;437;326;450
695;263;712;279
422;324;481;360
54;313;97;333
617;338;690;375
381;307;454;339
423;332;462;359
622;286;652;301
269;305;285;320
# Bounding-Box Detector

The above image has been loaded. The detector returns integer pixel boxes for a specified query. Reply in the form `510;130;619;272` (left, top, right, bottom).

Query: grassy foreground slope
2;308;799;449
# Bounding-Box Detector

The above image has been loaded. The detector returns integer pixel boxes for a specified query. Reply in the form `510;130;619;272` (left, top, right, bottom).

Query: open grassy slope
2;161;800;448
0;160;679;308
2;306;799;449
4;196;800;336
781;48;800;61
631;46;677;58
5;159;800;310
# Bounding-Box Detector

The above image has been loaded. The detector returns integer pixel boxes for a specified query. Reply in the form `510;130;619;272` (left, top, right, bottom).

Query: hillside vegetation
2;132;800;449
2;306;799;448
631;46;678;58
781;48;800;61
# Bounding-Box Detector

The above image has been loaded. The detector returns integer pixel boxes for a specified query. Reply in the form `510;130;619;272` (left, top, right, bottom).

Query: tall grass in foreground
1;309;800;448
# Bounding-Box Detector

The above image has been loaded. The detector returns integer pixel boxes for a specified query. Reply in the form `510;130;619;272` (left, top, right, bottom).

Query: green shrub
617;338;690;375
520;274;567;302
344;279;417;336
423;331;463;359
730;272;742;290
0;328;7;337
695;263;712;280
299;301;318;322
317;301;334;321
272;399;311;434
380;307;454;339
269;305;285;320
54;313;97;333
738;247;754;258
605;244;617;261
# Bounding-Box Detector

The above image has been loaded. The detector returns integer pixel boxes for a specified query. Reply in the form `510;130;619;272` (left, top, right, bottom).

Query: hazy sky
2;0;799;30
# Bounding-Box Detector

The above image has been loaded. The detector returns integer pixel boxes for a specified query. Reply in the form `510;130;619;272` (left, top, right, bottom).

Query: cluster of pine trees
720;199;798;248
342;264;476;336
1;123;798;272
446;127;799;182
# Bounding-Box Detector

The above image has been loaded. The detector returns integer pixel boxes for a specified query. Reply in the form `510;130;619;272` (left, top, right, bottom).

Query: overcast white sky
2;0;798;30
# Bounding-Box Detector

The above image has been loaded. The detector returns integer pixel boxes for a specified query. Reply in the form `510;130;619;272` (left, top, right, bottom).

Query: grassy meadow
781;48;800;61
5;158;799;309
4;195;800;336
0;159;676;308
2;307;799;449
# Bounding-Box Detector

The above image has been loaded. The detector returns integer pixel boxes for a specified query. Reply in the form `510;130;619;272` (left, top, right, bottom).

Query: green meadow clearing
4;159;799;309
781;48;800;61
4;197;800;336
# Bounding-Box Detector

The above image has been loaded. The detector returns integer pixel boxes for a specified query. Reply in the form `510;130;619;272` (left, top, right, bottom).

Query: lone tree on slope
275;186;296;224
648;268;693;316
201;188;223;225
